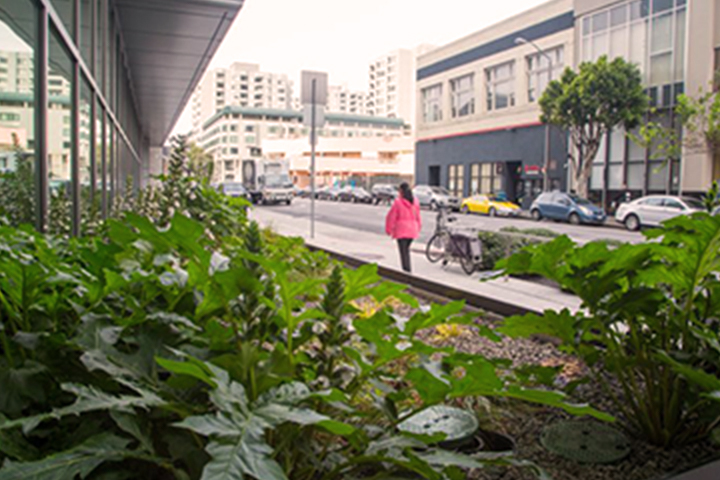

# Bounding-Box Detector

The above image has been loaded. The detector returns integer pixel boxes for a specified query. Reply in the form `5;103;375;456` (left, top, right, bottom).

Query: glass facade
0;0;142;233
486;61;515;111
580;0;687;199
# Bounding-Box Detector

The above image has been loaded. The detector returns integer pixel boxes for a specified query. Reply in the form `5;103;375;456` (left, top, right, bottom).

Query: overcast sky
171;0;548;134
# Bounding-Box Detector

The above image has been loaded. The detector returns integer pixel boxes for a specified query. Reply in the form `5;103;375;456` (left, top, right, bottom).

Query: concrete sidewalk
251;208;581;315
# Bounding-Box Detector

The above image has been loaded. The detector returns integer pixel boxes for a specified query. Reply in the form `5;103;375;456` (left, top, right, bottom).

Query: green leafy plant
0;135;35;227
498;213;720;447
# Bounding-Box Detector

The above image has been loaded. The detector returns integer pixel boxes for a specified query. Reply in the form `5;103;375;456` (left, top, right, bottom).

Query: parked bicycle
425;208;482;275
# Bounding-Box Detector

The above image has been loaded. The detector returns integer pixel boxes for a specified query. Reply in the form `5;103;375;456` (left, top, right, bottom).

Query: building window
421;84;443;123
448;164;465;196
580;0;686;94
527;46;564;102
471;163;502;194
486;61;515;111
450;73;475;117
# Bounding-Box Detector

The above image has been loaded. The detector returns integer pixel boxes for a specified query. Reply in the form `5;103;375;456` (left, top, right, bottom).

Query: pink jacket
385;197;422;240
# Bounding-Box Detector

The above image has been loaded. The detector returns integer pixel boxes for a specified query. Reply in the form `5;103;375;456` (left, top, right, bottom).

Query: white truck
241;156;293;205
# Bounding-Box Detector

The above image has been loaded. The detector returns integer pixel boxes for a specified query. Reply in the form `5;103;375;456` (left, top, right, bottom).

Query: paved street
263;198;644;245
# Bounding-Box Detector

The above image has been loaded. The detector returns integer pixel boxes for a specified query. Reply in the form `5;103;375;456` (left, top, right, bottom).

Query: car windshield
681;197;704;210
354;187;369;195
568;194;592;206
430;187;450;195
264;174;292;188
222;183;245;193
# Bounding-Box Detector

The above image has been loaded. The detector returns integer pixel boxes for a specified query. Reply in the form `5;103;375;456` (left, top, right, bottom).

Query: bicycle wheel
426;231;450;263
460;255;476;275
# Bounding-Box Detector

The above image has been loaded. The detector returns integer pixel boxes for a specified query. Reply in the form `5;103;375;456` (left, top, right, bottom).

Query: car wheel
489;207;497;217
625;214;640;231
569;213;581;225
531;209;542;221
285;199;291;205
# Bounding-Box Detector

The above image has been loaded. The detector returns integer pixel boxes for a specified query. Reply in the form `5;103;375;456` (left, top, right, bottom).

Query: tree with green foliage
539;55;647;198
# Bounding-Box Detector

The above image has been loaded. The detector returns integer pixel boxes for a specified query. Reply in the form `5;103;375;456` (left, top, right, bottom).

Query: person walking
385;183;422;273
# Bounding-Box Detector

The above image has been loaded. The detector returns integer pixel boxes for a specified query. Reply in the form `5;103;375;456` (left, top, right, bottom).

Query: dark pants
397;238;413;273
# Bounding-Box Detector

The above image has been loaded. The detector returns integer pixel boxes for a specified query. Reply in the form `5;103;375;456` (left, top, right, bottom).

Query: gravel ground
401;305;720;480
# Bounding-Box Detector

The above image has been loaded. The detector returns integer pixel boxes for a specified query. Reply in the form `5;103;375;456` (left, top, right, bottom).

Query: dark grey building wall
415;125;568;207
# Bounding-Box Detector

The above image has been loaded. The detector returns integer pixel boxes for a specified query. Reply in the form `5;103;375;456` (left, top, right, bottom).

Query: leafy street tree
539;55;647;198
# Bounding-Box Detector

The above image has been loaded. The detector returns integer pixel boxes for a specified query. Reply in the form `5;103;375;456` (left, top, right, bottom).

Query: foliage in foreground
0;212;610;480
498;213;720;447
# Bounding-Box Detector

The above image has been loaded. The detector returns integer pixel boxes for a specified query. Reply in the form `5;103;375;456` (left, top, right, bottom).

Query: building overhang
115;0;244;146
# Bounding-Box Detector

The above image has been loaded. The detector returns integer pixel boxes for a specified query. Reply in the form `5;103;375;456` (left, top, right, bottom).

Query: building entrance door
505;161;522;203
428;166;440;186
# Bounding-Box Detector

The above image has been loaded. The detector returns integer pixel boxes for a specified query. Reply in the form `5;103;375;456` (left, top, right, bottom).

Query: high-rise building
327;84;368;115
190;63;293;132
367;45;435;125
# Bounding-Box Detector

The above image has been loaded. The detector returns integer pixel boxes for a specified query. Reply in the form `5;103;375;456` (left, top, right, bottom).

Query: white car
615;195;705;231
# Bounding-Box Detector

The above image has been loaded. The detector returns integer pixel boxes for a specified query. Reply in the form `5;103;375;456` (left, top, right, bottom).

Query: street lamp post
515;37;553;192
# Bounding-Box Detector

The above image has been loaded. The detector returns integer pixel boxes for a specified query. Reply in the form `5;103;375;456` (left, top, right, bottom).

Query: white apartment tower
190;62;293;131
327;84;368;115
367;45;435;125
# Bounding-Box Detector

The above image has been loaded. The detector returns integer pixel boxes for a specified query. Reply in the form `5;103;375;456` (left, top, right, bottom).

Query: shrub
499;226;560;238
477;231;543;270
498;213;720;447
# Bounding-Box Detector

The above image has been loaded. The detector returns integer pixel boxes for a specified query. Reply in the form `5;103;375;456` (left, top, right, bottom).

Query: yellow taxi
460;194;521;217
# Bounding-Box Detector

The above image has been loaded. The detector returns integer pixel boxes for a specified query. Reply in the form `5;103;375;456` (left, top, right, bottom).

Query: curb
305;243;535;318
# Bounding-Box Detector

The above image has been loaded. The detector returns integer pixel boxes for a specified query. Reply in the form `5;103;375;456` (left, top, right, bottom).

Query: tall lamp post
515;37;554;192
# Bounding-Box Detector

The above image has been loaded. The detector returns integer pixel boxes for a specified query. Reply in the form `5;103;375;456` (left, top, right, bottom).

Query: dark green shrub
477;231;542;270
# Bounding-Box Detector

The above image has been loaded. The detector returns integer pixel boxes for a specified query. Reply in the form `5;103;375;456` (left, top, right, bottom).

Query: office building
416;0;719;207
327;83;368;115
0;0;243;234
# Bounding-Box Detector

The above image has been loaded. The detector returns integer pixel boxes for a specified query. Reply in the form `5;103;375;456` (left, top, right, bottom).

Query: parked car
371;184;398;205
338;186;373;203
220;182;250;201
460;194;520;217
317;186;342;201
413;185;461;211
530;191;606;225
615;195;705;231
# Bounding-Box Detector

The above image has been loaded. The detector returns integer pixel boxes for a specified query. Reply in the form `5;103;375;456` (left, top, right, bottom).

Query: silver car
615;195;704;231
413;185;461;211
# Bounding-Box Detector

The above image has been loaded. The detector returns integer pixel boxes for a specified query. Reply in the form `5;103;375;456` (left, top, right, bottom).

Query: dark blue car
530;191;606;225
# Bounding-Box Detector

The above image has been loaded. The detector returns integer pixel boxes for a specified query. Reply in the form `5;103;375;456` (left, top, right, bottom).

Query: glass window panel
79;77;92;232
592;11;609;32
592;32;609;61
611;5;627;26
582;17;591;35
653;0;673;13
95;100;105;217
627;163;645;189
651;13;673;54
106;114;113;202
630;0;650;20
593;135;607;164
95;0;105;92
0;0;37;227
582;38;591;62
51;0;75;39
650;53;672;86
610;128;626;163
628;127;646;161
648;162;668;190
629;22;648;72
591;165;604;189
674;8;686;82
450;73;474;117
48;27;73;197
80;0;92;72
610;27;627;59
608;164;624;189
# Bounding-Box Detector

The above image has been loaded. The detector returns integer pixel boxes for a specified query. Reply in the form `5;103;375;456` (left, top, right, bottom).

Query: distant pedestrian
385;182;421;273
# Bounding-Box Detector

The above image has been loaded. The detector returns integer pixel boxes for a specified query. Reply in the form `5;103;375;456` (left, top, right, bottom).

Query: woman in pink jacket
385;183;422;273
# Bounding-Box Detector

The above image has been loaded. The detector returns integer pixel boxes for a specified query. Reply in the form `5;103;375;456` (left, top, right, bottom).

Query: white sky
170;0;548;135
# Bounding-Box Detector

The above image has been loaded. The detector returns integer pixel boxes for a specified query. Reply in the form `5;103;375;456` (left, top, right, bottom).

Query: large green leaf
0;433;131;480
0;383;163;435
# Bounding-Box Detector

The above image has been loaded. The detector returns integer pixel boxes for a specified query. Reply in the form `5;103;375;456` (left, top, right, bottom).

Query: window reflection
0;0;37;227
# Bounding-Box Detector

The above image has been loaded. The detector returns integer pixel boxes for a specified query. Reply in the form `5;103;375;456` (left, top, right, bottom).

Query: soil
390;300;720;480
